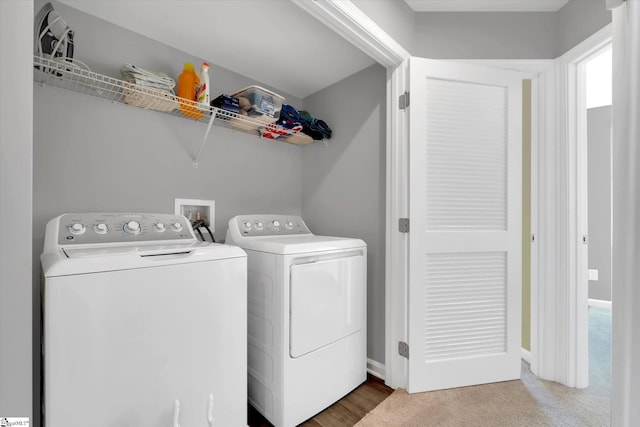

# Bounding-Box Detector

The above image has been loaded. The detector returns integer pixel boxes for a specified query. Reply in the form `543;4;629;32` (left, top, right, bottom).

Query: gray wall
301;64;387;364
557;0;612;55
33;0;304;245
352;0;415;55
412;0;610;59
0;0;34;420
414;11;559;59
587;106;612;301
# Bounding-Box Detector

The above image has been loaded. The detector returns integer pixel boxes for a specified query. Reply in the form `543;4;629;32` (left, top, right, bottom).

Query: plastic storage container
230;85;284;121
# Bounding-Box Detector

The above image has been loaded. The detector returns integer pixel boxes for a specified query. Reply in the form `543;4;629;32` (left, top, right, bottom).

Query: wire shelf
33;56;313;164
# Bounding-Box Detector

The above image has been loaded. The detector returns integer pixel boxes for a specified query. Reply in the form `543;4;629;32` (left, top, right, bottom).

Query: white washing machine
41;213;247;427
225;214;367;427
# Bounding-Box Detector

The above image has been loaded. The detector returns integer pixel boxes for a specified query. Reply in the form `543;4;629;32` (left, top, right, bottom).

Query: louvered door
407;58;523;392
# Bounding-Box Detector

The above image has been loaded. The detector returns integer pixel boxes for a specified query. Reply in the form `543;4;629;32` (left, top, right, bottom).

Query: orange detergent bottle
177;62;203;119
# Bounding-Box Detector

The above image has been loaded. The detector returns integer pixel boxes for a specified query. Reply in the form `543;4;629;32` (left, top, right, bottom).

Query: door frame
292;0;574;389
553;24;612;388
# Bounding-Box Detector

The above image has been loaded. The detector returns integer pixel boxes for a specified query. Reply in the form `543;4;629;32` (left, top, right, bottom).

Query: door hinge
398;341;409;359
399;91;410;110
399;218;410;233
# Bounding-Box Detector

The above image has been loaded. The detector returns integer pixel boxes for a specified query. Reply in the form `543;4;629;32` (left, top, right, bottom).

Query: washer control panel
231;215;310;237
56;213;194;245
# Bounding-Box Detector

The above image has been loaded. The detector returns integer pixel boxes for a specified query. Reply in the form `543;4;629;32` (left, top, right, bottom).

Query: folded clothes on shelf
211;94;240;113
278;104;304;124
259;104;304;139
299;110;332;141
120;63;177;112
120;63;175;92
275;105;332;141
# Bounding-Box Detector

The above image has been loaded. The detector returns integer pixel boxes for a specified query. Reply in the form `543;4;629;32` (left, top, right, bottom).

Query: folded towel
120;64;177;112
120;63;176;93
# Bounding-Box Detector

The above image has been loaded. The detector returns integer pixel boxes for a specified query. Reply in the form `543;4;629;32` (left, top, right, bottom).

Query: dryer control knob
93;223;108;234
154;222;166;232
171;222;183;232
255;221;264;231
285;220;293;230
69;223;86;235
124;220;141;234
242;221;252;232
271;220;281;230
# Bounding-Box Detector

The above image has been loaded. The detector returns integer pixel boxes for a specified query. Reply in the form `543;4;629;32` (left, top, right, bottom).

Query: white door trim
290;0;409;68
549;23;612;388
385;59;410;389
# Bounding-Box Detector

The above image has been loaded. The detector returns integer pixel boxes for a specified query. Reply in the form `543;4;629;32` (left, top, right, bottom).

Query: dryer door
289;253;365;358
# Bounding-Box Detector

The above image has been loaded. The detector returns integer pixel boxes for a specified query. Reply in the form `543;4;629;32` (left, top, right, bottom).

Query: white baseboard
588;298;612;310
368;350;539;382
367;358;386;381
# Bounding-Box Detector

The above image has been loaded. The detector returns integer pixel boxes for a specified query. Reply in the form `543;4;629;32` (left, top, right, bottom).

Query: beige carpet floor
356;308;611;427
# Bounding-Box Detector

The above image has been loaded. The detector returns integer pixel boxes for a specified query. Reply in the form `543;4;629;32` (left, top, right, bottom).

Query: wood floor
248;374;393;427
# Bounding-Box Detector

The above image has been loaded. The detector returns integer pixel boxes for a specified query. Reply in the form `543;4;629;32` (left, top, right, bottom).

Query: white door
408;57;523;393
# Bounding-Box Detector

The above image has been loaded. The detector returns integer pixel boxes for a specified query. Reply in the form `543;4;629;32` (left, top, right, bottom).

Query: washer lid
230;234;366;255
41;242;246;277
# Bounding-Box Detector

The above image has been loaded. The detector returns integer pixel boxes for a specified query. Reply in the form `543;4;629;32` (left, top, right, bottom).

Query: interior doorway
581;43;612;393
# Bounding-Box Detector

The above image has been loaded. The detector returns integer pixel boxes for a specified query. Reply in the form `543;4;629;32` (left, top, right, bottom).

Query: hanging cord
192;220;215;243
194;225;205;241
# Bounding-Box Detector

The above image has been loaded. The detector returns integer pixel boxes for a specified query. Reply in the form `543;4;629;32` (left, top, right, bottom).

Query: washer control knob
242;221;252;232
285;220;293;230
171;222;183;232
93;223;108;234
272;220;281;230
255;221;264;231
154;222;166;232
69;223;86;235
124;220;141;235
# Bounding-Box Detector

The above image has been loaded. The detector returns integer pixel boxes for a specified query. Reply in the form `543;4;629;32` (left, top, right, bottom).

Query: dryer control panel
229;215;310;237
55;213;195;245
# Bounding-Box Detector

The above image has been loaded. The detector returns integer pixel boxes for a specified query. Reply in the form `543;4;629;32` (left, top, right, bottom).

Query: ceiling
404;0;570;12
57;0;376;99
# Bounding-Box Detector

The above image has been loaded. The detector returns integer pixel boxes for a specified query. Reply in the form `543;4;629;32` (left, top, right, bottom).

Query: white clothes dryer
41;213;247;427
225;214;367;427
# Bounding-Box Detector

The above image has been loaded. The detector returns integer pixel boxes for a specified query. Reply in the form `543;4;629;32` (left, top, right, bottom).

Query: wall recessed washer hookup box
174;198;215;232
